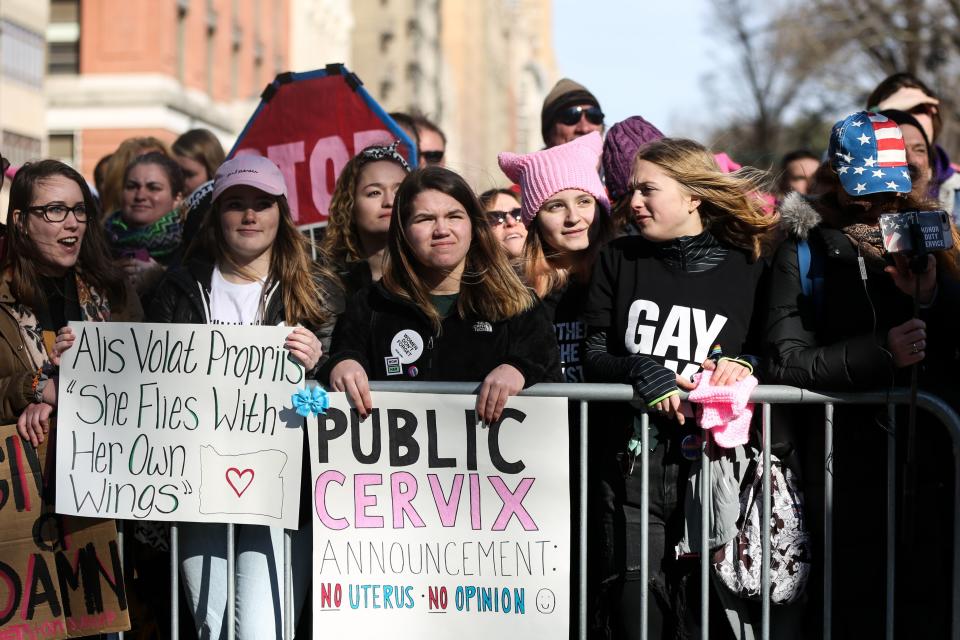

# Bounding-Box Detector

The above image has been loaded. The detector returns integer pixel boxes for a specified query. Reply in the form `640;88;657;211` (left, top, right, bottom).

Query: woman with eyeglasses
107;151;186;300
320;142;411;296
499;132;612;383
148;154;342;639
324;166;560;425
479;188;526;259
3;160;141;447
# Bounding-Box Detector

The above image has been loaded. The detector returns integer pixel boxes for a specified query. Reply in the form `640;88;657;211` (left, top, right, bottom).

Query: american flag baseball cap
829;111;912;197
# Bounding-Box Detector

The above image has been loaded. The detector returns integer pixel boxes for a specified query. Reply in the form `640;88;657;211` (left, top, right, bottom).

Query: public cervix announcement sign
56;322;305;528
309;392;570;639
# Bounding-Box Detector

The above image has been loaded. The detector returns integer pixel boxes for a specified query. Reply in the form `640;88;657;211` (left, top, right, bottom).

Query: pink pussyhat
498;131;609;225
688;368;759;448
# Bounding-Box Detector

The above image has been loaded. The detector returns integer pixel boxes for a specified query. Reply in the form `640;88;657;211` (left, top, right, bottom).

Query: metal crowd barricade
111;383;960;640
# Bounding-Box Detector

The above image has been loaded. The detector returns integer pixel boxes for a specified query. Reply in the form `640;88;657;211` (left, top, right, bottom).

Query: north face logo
473;321;493;333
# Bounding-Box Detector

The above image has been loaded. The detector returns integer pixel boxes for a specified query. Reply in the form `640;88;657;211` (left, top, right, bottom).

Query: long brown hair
320;148;409;269
634;138;778;259
4;160;128;309
382;167;535;332
192;193;337;328
521;197;613;298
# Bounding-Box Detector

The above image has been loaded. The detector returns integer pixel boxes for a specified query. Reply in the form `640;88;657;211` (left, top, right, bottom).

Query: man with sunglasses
540;78;605;148
412;113;447;167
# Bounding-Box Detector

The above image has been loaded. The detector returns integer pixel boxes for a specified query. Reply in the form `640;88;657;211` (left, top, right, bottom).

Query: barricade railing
112;383;960;640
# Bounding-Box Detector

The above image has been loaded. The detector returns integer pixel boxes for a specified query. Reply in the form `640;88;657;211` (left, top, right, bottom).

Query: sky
552;0;718;138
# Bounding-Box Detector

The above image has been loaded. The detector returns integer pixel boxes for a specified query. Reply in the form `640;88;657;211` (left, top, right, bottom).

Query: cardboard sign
308;392;570;640
56;322;305;528
229;64;417;226
0;424;131;639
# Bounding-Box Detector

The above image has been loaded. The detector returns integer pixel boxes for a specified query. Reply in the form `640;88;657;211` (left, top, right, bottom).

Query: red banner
230;67;416;226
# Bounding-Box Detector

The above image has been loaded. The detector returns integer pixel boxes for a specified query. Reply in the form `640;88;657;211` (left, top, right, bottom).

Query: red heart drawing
225;468;255;497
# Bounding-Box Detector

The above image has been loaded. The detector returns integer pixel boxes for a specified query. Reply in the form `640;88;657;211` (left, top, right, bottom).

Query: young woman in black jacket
582;139;776;639
324;166;560;425
147;154;342;639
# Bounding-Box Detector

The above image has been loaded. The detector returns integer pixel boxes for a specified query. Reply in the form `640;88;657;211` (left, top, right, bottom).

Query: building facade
351;0;556;188
44;0;290;179
0;1;48;167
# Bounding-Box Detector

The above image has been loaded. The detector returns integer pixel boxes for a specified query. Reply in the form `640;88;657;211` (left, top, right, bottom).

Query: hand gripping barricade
94;382;959;640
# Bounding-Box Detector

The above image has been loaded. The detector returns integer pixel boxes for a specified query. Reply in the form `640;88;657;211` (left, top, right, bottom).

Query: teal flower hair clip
291;387;330;418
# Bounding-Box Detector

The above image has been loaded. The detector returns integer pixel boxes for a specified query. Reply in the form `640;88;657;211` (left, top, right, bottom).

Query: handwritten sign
56;322;305;528
0;424;130;639
308;392;570;639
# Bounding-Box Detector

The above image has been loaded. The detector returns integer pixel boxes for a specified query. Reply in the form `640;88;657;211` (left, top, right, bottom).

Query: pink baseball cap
211;154;288;202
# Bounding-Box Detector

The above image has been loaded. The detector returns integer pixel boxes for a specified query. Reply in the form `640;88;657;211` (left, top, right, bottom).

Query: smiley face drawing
535;588;556;614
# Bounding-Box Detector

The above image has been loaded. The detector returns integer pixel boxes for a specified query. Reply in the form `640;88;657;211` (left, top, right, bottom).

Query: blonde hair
633;138;778;259
382;168;535;332
172;129;226;183
99;137;171;215
521;200;613;298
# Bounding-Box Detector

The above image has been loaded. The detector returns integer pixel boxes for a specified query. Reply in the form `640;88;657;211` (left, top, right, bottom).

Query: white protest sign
56;322;305;528
309;392;570;639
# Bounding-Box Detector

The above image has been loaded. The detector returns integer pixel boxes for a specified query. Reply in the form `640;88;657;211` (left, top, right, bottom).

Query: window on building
380;80;393;103
1;131;43;168
47;0;80;74
177;0;189;83
231;21;241;100
48;133;76;166
0;20;45;87
206;1;217;96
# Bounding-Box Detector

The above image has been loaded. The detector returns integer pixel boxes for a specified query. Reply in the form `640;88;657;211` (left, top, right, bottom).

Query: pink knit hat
498;131;609;225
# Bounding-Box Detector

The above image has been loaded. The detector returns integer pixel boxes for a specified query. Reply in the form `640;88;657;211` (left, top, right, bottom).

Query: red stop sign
229;65;417;226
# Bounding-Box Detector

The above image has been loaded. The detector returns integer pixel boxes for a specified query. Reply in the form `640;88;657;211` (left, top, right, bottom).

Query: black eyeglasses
27;203;89;223
421;150;445;165
557;105;604;126
486;208;522;226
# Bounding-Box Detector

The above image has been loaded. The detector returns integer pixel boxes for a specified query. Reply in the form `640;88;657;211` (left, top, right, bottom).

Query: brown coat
0;275;142;424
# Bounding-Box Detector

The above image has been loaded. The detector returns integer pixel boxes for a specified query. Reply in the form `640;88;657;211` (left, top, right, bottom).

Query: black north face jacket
322;282;561;386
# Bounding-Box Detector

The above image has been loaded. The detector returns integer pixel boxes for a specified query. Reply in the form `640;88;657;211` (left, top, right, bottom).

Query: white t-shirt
208;265;266;325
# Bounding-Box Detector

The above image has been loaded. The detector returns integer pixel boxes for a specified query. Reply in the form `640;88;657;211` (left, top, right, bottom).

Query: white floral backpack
712;452;812;603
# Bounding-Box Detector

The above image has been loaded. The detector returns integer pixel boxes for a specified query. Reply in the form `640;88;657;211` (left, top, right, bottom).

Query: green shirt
429;293;460;319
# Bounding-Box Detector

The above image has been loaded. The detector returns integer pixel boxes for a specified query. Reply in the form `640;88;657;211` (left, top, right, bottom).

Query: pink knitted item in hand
688;369;758;448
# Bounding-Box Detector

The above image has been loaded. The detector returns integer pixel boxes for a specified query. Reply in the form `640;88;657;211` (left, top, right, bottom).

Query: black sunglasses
421;150;445;164
557;105;604;126
486;208;522;226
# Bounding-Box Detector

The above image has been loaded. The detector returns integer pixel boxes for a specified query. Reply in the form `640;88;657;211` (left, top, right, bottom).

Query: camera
879;210;954;254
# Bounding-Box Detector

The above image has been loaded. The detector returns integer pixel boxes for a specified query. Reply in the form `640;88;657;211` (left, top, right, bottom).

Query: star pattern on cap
885;181;898;189
837;166;849;174
854;183;867;193
871;169;885;178
853;166;866;175
902;170;910;179
857;133;871;145
863;156;877;167
851;120;864;127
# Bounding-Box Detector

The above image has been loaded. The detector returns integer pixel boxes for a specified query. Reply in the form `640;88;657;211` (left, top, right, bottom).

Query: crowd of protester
1;70;959;640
